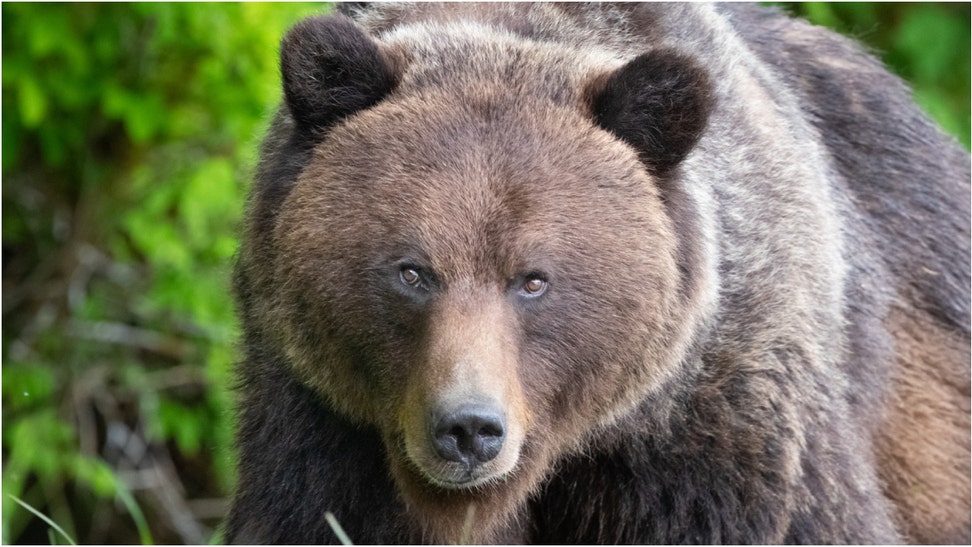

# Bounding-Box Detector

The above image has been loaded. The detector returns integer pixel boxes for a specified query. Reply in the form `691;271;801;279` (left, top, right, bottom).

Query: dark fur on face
592;49;713;175
281;14;399;138
227;3;970;544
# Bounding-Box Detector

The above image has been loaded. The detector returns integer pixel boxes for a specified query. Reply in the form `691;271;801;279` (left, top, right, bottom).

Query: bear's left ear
591;49;713;175
280;14;401;138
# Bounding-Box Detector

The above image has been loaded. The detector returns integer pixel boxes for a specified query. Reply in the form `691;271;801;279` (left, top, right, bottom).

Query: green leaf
72;458;118;498
2;363;56;410
17;76;47;127
159;398;203;454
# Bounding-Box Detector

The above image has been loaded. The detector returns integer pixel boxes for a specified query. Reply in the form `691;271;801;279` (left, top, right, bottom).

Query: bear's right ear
590;49;713;175
280;15;399;137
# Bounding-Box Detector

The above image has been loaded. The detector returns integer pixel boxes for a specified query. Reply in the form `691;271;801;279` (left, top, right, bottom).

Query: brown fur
878;307;971;543
225;4;970;544
270;85;690;541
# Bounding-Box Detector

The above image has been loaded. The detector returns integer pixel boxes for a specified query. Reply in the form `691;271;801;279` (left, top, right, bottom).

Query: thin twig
64;319;191;358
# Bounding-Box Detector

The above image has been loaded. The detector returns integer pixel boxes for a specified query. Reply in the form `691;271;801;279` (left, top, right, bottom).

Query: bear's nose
431;403;506;465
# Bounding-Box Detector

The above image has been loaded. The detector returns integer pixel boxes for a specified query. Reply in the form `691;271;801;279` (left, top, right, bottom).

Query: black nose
431;403;506;465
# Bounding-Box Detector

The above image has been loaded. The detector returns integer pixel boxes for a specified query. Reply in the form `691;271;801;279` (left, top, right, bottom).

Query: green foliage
1;3;968;544
3;3;326;543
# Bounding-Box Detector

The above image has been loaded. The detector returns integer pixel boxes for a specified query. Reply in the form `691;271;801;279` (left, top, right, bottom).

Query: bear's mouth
403;438;521;490
425;466;511;490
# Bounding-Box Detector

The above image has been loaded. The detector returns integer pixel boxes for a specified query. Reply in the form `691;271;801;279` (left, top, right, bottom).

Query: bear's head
260;14;713;541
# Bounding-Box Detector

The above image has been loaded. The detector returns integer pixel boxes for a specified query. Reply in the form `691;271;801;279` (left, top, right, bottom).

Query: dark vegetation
2;2;968;543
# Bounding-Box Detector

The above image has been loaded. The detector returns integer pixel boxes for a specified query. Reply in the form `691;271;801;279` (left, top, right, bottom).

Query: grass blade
324;511;354;545
7;494;77;546
114;482;154;545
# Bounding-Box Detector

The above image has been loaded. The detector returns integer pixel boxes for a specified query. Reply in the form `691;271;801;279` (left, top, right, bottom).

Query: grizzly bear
225;3;971;544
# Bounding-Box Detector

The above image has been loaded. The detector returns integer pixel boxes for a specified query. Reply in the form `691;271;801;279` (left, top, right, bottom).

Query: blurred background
2;2;969;544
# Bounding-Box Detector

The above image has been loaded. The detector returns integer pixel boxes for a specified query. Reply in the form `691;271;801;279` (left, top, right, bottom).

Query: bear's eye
400;267;422;287
521;275;548;297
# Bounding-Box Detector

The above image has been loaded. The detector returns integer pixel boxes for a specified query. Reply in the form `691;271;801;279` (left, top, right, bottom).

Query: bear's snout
401;391;523;489
430;402;507;466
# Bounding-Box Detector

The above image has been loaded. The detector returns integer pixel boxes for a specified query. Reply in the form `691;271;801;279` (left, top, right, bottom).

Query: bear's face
275;93;686;485
263;14;712;535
